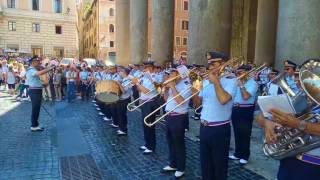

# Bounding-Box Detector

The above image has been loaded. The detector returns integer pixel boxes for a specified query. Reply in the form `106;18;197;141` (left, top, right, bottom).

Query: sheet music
257;94;296;118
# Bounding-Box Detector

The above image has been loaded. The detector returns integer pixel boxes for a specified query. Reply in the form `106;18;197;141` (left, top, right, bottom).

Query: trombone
144;58;238;127
144;85;194;127
128;67;197;112
127;73;160;112
236;63;267;81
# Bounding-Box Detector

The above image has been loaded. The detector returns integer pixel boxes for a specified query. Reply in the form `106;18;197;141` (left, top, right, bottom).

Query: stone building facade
78;0;115;61
117;0;320;69
0;0;78;57
147;0;189;60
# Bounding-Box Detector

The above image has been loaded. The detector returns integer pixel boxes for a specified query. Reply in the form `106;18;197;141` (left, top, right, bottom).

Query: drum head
96;93;119;104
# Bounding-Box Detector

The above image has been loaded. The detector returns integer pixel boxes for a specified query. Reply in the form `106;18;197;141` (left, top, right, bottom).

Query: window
183;1;188;11
175;37;181;46
109;8;114;16
182;20;189;30
109;24;114;33
54;0;62;13
32;23;40;32
110;41;114;47
55;25;62;34
8;21;16;31
183;37;188;45
32;46;43;56
32;0;39;11
54;47;64;57
7;0;15;8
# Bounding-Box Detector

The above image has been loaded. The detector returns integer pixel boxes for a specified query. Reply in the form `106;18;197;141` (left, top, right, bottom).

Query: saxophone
263;59;320;160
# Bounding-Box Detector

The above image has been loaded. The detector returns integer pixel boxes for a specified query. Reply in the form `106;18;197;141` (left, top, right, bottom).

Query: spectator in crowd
66;66;77;103
17;64;28;100
60;65;68;100
1;60;8;90
0;64;4;90
53;68;62;101
6;66;16;96
42;63;52;101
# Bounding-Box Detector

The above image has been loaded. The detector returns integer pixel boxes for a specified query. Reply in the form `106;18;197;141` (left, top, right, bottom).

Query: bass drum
95;80;121;104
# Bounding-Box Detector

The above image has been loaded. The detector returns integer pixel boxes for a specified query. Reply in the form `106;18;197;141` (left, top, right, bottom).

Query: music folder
257;94;296;118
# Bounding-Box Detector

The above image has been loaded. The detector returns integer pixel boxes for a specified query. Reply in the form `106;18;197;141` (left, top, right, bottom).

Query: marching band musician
108;65;122;128
264;69;282;96
129;64;143;106
79;66;92;101
114;67;132;136
26;56;55;132
284;60;299;93
95;66;109;117
92;65;104;97
161;67;192;178
257;108;320;180
131;61;159;154
97;66;113;120
193;52;237;180
229;65;258;165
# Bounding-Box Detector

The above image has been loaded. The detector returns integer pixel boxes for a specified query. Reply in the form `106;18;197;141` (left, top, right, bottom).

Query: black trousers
96;97;112;119
165;114;187;171
117;98;130;132
109;103;118;125
80;82;90;100
29;89;42;128
231;106;255;160
200;123;231;180
141;100;157;151
132;86;139;106
278;157;320;180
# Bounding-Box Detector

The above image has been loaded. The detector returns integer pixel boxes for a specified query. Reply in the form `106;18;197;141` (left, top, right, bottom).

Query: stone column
115;0;130;66
188;0;233;65
275;0;320;69
130;0;148;64
254;0;278;66
151;0;175;65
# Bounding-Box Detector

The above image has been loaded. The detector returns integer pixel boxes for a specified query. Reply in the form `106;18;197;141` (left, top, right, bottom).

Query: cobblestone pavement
0;91;60;180
0;90;270;180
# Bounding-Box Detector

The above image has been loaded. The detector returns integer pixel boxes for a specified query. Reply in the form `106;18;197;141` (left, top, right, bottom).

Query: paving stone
0;91;269;180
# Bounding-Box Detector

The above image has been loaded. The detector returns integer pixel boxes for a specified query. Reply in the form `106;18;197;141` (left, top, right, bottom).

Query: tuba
263;59;320;160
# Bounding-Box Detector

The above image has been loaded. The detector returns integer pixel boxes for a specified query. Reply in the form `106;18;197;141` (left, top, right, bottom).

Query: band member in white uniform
79;67;91;101
109;65;122;128
193;52;237;180
264;69;282;96
130;64;143;106
132;61;158;154
115;68;132;136
161;67;192;178
229;65;258;165
284;60;299;93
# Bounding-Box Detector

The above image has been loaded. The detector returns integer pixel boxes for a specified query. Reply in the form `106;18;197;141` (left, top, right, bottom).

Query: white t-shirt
7;71;16;84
